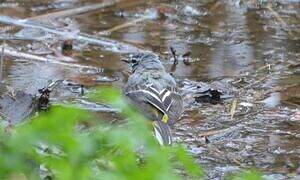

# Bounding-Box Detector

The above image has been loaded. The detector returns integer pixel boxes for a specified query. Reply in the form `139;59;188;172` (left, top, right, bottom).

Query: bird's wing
125;84;183;123
161;88;183;123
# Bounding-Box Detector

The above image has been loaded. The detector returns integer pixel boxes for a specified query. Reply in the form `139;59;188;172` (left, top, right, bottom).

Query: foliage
0;87;203;179
232;170;262;180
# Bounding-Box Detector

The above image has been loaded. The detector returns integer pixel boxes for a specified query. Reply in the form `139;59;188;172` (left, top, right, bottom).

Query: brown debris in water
61;39;73;56
182;51;191;65
37;87;52;111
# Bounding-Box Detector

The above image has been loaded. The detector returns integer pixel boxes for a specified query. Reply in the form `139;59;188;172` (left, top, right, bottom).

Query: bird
123;52;183;145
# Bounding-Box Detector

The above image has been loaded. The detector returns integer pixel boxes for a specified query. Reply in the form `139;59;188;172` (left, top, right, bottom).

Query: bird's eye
132;59;137;63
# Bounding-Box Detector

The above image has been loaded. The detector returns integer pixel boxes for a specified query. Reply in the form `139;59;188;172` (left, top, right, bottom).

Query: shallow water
0;0;299;179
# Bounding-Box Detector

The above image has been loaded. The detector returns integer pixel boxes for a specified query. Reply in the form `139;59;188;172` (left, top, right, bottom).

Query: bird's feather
125;84;183;124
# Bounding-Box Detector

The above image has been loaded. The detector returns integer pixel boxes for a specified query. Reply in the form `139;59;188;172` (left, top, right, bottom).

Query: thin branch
99;16;151;35
197;126;239;138
30;1;120;22
0;1;120;34
170;47;178;65
0;16;143;53
266;3;292;36
0;45;99;70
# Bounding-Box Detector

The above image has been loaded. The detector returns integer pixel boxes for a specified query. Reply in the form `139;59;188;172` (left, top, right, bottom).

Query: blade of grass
230;98;238;120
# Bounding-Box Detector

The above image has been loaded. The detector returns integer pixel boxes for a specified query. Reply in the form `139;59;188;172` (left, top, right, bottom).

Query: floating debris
181;79;233;104
194;89;222;104
37;87;51;111
182;51;191;65
61;39;73;56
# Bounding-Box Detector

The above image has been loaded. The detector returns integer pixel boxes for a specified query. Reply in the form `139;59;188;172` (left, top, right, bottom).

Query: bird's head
122;52;164;72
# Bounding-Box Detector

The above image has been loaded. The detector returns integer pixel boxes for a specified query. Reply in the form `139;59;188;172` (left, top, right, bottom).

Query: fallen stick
266;3;292;36
197;126;240;138
76;99;120;113
0;1;120;33
198;129;226;137
99;16;151;35
0;16;143;53
209;0;221;12
30;1;120;21
0;34;40;41
0;45;99;70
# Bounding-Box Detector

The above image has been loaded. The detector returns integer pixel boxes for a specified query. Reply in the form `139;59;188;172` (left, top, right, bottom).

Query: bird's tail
152;120;172;146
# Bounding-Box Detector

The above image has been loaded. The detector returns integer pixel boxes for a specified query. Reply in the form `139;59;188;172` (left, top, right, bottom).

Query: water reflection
122;29;146;45
209;3;254;78
263;92;281;108
8;61;73;94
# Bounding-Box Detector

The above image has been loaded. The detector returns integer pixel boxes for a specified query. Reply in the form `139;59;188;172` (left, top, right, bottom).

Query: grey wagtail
124;53;183;145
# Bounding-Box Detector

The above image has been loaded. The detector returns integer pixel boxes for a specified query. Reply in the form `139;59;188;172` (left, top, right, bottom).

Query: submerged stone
0;87;52;124
0;90;37;124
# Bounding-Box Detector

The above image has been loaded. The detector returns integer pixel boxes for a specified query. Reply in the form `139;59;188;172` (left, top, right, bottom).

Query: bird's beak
152;120;172;146
121;59;131;63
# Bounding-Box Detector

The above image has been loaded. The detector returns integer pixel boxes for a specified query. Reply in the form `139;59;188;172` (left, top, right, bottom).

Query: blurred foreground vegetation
0;87;261;179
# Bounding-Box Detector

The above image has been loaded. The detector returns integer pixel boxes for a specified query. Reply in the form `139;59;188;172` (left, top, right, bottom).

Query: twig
0;1;120;34
170;47;178;65
209;0;221;12
30;1;120;22
266;3;292;36
0;45;99;70
288;62;300;69
0;16;143;53
256;61;280;72
75;99;120;113
282;100;300;108
99;16;151;35
197;126;238;137
0;34;40;41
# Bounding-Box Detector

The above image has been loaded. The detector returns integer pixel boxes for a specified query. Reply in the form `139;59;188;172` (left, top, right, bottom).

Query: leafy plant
0;87;203;179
